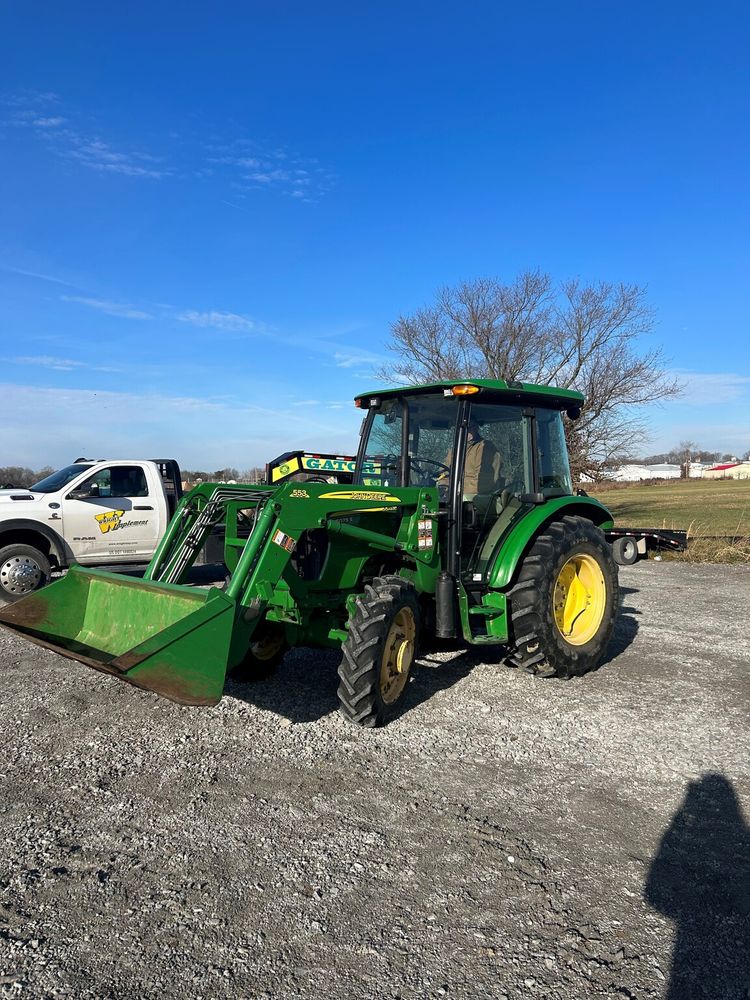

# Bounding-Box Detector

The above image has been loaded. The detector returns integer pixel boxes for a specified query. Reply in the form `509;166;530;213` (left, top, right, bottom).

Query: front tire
0;544;51;603
338;576;420;727
505;516;618;679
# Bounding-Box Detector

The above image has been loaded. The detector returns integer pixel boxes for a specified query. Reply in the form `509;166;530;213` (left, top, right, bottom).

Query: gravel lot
0;562;748;999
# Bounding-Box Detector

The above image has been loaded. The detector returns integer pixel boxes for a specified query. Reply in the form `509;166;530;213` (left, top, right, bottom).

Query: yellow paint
94;510;126;534
271;457;300;482
379;606;416;704
553;553;607;646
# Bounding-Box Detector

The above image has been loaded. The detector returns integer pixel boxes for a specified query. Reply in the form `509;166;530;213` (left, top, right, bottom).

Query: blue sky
1;2;748;470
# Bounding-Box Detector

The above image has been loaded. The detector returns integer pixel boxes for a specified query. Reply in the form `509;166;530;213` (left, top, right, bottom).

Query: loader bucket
0;566;238;705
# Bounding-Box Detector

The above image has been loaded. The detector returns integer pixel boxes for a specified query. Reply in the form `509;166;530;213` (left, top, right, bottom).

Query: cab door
62;464;160;563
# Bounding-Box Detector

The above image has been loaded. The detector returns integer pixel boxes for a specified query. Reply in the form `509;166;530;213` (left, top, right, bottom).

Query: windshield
358;395;459;488
31;464;92;494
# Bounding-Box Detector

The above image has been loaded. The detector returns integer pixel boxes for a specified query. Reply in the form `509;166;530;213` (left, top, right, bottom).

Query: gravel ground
0;562;748;999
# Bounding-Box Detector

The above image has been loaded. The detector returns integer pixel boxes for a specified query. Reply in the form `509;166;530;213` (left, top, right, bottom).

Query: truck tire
612;535;639;566
505;516;618;679
0;544;52;603
338;576;420;727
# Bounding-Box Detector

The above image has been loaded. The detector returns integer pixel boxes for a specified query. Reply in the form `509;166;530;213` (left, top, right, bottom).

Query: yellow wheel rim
250;631;285;662
553;553;607;646
379;607;416;704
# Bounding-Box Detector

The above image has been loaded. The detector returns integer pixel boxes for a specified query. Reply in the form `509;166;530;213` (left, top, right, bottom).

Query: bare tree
673;439;700;478
382;271;682;479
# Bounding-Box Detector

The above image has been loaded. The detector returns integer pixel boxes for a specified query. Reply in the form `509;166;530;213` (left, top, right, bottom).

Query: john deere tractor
0;380;619;726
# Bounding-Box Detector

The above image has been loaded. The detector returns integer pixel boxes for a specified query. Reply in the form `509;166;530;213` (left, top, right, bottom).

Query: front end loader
0;380;619;726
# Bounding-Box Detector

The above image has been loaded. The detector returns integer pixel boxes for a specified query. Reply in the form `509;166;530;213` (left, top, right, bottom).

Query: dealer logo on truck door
94;511;149;534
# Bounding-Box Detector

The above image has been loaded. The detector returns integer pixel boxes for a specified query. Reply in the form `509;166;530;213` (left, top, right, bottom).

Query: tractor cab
353;381;580;582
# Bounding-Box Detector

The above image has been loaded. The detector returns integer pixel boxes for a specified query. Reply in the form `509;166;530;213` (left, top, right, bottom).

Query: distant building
611;463;682;482
703;462;750;480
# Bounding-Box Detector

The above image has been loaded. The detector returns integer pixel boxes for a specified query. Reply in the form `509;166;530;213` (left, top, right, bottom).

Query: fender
487;496;614;590
0;518;72;567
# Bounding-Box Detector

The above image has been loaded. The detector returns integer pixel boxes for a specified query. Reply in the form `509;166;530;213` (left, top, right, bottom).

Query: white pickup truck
0;459;183;602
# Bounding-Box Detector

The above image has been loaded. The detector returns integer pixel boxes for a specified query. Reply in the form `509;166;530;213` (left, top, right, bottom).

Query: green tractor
0;380;619;726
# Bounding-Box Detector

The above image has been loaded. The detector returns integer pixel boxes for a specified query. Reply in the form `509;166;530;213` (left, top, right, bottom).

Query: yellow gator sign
271;455;380;483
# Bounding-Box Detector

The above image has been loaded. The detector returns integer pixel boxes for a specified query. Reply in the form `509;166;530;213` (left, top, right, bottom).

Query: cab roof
354;379;584;410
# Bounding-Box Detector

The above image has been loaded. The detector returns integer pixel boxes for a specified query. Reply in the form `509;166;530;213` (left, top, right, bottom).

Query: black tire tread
505;516;619;680
337;575;420;728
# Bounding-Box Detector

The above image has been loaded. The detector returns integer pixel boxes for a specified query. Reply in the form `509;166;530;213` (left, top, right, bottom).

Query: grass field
590;478;750;562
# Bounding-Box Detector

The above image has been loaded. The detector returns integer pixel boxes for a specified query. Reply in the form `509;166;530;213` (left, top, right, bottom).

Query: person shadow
644;773;750;999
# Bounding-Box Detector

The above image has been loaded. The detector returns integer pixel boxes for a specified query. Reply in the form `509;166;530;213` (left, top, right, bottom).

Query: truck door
62;464;161;563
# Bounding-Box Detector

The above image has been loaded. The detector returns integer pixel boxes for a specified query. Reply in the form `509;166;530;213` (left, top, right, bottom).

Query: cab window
74;466;149;499
360;399;404;487
536;409;572;496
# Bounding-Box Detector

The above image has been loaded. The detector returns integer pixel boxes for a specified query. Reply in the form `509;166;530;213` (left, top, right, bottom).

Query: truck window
76;466;149;499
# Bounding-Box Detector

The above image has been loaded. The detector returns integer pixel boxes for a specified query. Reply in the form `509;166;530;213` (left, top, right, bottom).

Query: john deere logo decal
319;490;401;503
95;510;125;533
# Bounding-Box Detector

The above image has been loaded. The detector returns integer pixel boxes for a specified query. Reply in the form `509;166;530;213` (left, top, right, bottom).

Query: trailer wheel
0;544;51;603
230;624;288;682
505;516;618;679
612;535;639;566
338;576;420;727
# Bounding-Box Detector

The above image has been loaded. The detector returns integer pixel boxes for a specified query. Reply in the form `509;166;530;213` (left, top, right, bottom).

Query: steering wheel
409;456;450;482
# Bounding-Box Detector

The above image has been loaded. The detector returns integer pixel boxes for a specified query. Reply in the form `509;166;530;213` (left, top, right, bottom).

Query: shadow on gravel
394;644;482;721
227;644;481;724
600;593;640;666
645;773;750;999
227;648;341;723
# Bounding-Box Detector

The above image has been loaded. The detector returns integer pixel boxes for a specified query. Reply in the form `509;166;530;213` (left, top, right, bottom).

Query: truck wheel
0;544;52;603
505;516;618;679
230;624;288;682
338;576;420;727
612;535;639;566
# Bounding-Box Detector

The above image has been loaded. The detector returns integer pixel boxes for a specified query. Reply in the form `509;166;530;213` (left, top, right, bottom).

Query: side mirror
68;484;99;500
566;405;581;421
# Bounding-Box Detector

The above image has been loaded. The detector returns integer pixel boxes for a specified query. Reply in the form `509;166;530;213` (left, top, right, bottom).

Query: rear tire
0;544;51;603
505;516;618;679
338;576;420;727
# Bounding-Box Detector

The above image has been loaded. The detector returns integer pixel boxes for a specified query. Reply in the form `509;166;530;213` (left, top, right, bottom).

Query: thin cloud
68;140;168;179
671;371;750;405
334;350;383;369
0;383;362;469
5;92;333;199
4;93;171;180
1;265;75;287
177;310;256;332
206;137;332;201
6;355;121;373
32;116;66;128
61;295;153;320
291;399;321;406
